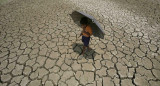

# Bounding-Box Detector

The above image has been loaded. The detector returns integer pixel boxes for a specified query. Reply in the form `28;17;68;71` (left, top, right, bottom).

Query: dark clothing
82;36;90;47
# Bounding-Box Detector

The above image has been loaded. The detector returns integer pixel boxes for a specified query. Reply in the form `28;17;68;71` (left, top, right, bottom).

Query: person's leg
82;36;88;56
87;46;91;51
81;36;85;55
87;37;91;51
82;45;86;56
81;36;85;56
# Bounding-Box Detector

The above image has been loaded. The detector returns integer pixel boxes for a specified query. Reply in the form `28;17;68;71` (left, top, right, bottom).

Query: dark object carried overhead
70;11;105;39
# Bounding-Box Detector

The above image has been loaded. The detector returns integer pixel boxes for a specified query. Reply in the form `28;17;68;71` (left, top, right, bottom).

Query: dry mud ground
0;0;160;86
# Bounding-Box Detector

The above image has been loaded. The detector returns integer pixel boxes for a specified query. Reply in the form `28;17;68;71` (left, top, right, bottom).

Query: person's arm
79;30;83;37
83;31;90;36
79;32;82;37
80;26;90;37
83;27;91;36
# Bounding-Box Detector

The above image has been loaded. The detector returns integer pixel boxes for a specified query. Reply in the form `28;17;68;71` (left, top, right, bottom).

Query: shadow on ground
71;43;97;60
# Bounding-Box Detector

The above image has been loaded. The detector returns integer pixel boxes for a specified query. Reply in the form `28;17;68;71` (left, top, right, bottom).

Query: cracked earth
0;0;160;86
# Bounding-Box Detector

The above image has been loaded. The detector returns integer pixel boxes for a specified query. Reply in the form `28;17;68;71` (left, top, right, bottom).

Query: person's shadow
71;43;97;61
